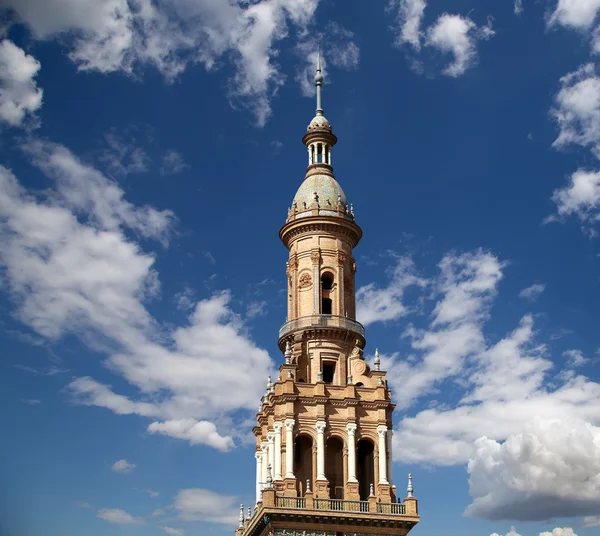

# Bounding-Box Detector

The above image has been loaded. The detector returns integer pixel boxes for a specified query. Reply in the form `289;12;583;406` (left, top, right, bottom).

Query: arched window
326;437;344;499
357;439;375;501
294;435;313;496
321;273;333;290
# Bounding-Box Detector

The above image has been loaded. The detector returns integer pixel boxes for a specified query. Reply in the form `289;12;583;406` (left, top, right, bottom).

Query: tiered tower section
237;56;420;536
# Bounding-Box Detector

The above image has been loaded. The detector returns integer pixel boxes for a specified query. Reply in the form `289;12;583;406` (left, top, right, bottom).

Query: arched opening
321;273;333;290
325;437;344;499
355;382;364;388
357;439;375;501
321;297;332;314
294;435;313;496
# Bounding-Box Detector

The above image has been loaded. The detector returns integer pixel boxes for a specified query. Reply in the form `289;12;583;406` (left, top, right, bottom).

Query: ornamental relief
298;272;312;289
273;531;334;536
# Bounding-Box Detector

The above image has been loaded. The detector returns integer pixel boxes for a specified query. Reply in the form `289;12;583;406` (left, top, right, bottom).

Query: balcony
275;496;405;515
278;314;365;342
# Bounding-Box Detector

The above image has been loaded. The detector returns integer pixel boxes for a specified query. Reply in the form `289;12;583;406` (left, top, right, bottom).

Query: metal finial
337;192;342;205
315;46;324;115
247;506;251;520
369;483;374;496
407;473;414;498
350;203;354;216
374;348;381;371
239;504;244;528
306;479;311;493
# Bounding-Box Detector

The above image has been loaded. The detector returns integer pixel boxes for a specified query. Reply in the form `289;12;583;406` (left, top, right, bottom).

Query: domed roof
293;174;346;216
307;114;331;131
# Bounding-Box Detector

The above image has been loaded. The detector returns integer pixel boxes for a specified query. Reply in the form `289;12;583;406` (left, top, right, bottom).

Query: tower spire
315;46;324;116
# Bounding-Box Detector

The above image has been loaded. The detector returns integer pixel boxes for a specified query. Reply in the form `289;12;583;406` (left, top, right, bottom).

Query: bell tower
236;55;420;536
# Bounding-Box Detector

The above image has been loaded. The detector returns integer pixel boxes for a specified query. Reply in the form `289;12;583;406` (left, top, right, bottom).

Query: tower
236;56;420;536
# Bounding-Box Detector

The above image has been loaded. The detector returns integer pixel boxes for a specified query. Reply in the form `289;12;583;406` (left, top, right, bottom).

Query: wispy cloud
518;283;545;301
97;508;145;525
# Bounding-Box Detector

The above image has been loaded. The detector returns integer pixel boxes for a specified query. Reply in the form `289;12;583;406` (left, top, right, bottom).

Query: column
285;419;295;478
255;451;263;503
328;147;332;166
346;423;357;482
267;432;275;480
387;428;394;487
260;442;269;488
337;252;346;316
316;421;327;480
273;423;283;480
311;250;320;313
377;426;389;484
308;145;312;165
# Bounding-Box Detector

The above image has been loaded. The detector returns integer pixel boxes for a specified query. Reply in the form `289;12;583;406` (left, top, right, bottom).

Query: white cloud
356;256;426;326
97;507;145;525
549;0;600;30
0;39;43;127
519;283;546;301
162;527;185;536
160;150;189;176
514;0;524;15
173;488;238;525
0;141;275;450
491;528;522;536
145;489;159;498
376;250;504;410
295;22;360;99
111;459;136;474
539;529;578;536
547;168;600;229
582;516;600;527
246;300;268;319
2;0;323;126
466;419;600;521
563;349;589;367
148;419;234;451
425;14;495;77
388;0;427;51
100;130;150;178
552;64;600;158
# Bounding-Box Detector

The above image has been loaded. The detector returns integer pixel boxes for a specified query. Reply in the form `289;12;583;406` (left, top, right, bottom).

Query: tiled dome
292;174;346;216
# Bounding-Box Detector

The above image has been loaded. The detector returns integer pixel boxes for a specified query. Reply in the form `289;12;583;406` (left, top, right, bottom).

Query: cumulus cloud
549;0;600;30
0;39;43;127
539;529;578;536
111;459;136;474
547;169;600;231
97;507;145;525
425;13;495;77
148;419;234;451
2;0;323;126
466;419;600;520
552;64;600;158
173;488;238;524
490;528;521;536
519;283;545;301
356;256;426;326
388;0;427;51
0;141;274;450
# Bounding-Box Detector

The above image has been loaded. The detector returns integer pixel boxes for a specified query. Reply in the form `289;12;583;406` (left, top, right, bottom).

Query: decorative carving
311;250;321;264
288;255;299;270
274;531;335;536
298;272;312;289
336;251;347;265
350;339;364;359
353;360;367;375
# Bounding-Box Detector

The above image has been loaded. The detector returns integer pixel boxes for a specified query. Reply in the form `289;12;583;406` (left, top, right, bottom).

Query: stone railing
314;499;369;512
275;496;306;509
279;314;365;341
377;502;406;515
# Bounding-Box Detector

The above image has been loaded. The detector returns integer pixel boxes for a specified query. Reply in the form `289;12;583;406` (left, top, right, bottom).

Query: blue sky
1;1;600;536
